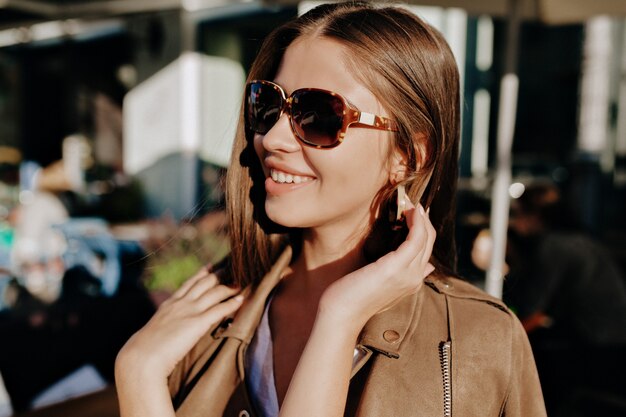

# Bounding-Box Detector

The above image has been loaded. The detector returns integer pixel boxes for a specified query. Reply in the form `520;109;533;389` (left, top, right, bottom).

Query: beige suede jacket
168;248;547;417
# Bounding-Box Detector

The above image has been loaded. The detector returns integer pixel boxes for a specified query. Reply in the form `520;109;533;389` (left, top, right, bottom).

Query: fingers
172;267;211;299
171;275;241;312
387;201;436;280
195;284;240;312
395;204;429;264
199;294;244;326
420;210;437;267
410;206;436;269
424;262;436;277
185;274;221;300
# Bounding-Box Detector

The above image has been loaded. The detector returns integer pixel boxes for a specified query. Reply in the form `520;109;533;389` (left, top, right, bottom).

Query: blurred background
0;0;624;416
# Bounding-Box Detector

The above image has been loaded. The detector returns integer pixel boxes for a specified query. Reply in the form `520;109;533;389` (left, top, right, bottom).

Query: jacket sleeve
502;315;547;417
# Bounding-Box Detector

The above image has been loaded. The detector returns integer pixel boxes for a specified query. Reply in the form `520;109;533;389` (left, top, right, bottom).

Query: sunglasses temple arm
358;112;377;125
358;111;399;132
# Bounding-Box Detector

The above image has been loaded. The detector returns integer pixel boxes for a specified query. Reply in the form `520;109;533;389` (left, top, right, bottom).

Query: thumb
423;262;435;278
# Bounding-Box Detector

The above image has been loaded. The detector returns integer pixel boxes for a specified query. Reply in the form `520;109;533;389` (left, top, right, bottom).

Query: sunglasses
245;80;399;149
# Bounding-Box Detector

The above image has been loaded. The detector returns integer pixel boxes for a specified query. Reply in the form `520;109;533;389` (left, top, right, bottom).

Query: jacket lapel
357;286;425;358
350;283;426;381
176;247;292;417
221;246;293;345
177;246;434;416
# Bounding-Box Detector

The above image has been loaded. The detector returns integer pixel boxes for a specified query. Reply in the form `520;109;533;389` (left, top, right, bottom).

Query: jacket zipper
439;341;452;417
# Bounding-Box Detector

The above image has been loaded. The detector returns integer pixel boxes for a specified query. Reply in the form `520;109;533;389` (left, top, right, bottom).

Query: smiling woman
114;2;547;417
252;37;398;232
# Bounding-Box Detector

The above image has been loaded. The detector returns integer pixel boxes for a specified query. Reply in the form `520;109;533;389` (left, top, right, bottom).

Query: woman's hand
115;268;244;417
318;200;436;332
279;202;435;417
116;268;244;382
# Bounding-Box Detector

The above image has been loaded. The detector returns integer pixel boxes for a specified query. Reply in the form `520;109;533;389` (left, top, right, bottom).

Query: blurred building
0;1;625;416
0;1;624;267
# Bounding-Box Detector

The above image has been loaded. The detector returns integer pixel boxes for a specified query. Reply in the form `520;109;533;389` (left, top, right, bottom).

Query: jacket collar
220;246;427;359
357;287;425;358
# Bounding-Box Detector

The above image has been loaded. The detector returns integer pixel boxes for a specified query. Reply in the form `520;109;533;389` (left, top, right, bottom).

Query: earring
396;184;406;222
390;184;407;230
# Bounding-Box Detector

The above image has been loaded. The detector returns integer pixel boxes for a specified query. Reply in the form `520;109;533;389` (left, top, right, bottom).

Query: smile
270;169;315;184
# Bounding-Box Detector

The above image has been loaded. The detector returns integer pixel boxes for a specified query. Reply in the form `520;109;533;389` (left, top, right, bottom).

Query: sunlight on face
253;36;398;237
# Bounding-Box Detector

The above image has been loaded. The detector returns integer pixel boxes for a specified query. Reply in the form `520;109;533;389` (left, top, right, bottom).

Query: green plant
144;227;230;293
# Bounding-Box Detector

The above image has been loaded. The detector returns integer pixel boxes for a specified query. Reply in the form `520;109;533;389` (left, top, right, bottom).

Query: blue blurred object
0;277;10;311
18;161;41;193
53;219;120;297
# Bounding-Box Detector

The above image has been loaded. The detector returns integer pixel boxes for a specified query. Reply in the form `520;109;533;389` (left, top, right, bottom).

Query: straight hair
225;1;460;287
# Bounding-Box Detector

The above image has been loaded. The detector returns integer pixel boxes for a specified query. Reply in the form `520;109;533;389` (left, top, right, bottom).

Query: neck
289;211;372;293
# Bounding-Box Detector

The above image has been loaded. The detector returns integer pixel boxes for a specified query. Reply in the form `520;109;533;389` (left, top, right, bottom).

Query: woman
115;2;546;416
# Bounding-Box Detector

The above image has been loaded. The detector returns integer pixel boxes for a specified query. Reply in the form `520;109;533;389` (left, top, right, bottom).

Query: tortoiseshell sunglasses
245;80;399;149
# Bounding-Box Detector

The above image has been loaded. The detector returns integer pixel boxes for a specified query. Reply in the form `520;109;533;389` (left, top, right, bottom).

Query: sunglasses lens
246;82;283;134
291;90;344;147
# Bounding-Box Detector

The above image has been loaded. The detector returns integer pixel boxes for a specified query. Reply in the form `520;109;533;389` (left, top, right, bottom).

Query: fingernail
426;207;430;215
234;294;244;302
418;204;425;215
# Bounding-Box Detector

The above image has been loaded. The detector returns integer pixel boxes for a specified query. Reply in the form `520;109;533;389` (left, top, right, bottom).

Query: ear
389;132;428;184
412;132;432;203
389;147;409;185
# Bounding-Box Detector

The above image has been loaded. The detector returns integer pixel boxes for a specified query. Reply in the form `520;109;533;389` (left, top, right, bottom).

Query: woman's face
253;36;398;234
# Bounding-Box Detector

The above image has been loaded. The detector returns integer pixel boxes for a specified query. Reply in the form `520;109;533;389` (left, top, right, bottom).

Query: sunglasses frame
246;79;399;149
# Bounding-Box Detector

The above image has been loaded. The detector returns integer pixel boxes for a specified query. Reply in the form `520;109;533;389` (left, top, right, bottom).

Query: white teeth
270;169;313;184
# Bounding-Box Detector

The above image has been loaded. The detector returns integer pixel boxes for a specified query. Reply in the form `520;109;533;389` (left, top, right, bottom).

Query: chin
266;210;303;229
264;202;313;229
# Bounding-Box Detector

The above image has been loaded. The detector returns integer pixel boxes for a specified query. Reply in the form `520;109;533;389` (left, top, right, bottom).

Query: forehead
273;36;378;109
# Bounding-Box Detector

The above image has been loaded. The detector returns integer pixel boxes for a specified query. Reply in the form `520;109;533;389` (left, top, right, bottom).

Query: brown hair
225;1;460;287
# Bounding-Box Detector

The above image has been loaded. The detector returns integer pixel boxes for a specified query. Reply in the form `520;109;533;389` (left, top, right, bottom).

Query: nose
260;113;301;154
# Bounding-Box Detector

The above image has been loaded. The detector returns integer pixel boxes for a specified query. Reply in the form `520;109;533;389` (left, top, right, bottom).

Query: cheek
314;136;390;195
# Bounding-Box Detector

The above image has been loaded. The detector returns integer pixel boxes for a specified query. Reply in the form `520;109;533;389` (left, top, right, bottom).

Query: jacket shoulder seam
424;279;511;315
